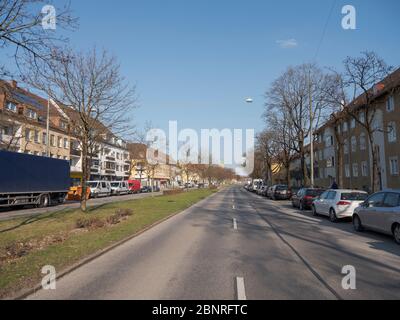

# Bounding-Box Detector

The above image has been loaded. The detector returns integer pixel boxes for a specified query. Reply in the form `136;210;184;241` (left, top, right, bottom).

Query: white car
87;181;112;198
110;181;130;196
312;189;368;222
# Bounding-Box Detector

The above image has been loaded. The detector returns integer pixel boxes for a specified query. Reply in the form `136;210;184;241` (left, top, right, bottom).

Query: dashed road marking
236;277;247;300
233;218;238;230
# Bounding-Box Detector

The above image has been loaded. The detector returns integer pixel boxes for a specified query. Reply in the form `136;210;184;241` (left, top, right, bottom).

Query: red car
292;188;325;210
127;180;141;194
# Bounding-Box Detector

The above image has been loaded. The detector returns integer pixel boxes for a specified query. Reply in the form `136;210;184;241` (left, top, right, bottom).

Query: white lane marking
236;277;247;300
233;218;238;230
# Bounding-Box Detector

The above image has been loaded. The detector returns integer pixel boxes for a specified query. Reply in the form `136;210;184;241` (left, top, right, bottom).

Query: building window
360;133;366;151
25;128;31;142
327;156;335;168
351;136;357;153
5;101;17;112
63;138;69;149
352;163;359;177
57;136;62;148
344;139;349;154
343;122;348;132
42;132;47;145
60;121;68;130
34;130;39;143
388;122;397;143
386;95;395;112
359;112;365;124
26;108;37;119
50;134;55;147
350;119;356;129
345;164;350;178
325;135;334;147
361;161;368;177
389;157;399;175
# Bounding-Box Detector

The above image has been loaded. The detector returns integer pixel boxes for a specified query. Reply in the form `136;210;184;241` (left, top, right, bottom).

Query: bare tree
254;129;279;184
264;110;297;187
26;47;137;211
266;64;337;186
0;0;77;77
341;51;394;192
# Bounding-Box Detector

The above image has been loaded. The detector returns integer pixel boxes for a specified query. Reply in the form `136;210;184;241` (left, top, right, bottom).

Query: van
110;181;130;196
87;181;112;198
128;180;141;194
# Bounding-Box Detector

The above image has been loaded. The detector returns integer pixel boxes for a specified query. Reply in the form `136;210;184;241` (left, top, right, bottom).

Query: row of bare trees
256;51;394;193
0;0;137;211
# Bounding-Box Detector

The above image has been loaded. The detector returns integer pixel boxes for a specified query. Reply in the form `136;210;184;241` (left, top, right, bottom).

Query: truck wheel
38;194;50;208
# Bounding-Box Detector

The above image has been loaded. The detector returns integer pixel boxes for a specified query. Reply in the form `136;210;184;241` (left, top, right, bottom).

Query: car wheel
38;194;50;208
353;215;364;232
312;205;318;216
393;224;400;245
329;209;338;223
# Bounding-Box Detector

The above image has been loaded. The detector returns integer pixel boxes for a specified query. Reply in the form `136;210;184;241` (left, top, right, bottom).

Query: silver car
353;190;400;244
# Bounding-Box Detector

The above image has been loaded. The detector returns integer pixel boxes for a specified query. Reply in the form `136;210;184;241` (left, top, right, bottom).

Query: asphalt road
0;192;162;221
28;186;400;300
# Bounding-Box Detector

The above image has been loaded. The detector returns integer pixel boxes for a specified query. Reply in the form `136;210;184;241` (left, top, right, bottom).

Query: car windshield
276;185;287;191
87;182;98;188
111;183;120;187
306;189;324;197
341;192;368;201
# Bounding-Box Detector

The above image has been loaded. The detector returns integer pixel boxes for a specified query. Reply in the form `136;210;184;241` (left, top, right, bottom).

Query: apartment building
0;80;71;160
128;143;180;188
53;101;131;182
314;68;400;192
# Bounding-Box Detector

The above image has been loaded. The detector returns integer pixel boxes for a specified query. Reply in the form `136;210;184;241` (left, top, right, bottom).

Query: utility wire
313;0;337;62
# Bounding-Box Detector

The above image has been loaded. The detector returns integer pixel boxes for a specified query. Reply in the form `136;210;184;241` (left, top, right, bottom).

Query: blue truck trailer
0;150;70;208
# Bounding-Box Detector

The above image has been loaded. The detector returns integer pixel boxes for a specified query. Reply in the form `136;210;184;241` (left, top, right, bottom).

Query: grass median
0;188;217;298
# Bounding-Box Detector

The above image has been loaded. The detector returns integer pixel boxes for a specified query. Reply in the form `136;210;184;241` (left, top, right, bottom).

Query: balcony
70;149;81;157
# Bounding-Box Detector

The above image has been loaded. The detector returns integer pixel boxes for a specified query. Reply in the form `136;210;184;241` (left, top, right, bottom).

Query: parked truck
0;150;70;208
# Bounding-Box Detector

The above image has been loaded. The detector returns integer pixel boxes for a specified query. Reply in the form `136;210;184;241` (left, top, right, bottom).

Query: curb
11;189;221;300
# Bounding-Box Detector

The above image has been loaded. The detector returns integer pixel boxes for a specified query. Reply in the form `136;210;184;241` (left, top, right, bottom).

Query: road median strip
0;188;219;299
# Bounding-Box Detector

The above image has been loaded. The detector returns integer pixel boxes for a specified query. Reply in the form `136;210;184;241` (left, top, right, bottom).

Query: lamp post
309;69;314;188
46;95;50;157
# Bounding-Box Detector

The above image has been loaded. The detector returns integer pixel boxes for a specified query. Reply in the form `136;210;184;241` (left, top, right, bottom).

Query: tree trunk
368;132;378;194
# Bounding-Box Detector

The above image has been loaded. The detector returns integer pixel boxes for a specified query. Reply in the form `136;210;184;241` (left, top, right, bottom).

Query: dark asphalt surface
28;186;400;300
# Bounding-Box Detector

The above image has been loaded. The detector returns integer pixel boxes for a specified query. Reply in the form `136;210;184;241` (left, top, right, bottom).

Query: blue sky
4;0;400;136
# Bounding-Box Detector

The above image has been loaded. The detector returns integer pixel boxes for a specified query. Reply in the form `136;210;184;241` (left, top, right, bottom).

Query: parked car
353;190;400;244
140;186;152;193
268;185;292;200
266;186;274;198
87;181;112;198
110;181;130;196
312;189;368;222
292;188;325;210
257;185;267;196
127;180;141;194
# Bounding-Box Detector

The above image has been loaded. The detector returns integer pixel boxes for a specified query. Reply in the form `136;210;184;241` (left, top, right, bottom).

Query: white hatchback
312;189;368;222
